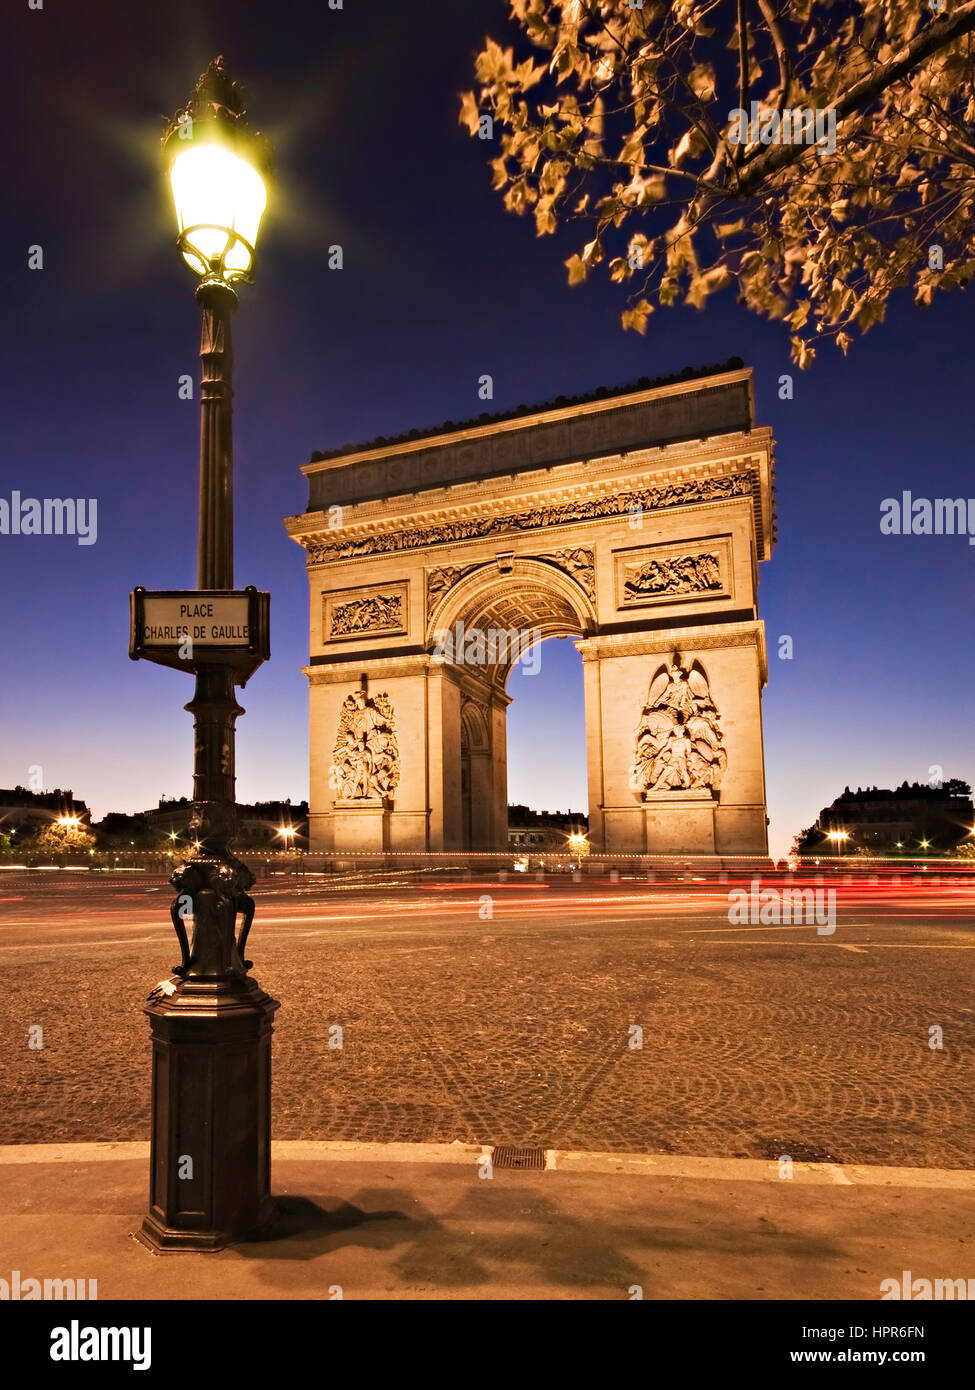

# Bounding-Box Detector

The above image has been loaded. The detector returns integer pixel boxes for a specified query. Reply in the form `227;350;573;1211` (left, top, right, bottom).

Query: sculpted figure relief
633;656;727;795
330;593;404;636
623;552;720;601
537;547;595;599
331;689;400;800
426;564;478;619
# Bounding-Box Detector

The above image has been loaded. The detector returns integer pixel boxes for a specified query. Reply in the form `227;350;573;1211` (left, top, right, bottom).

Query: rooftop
307;357;745;464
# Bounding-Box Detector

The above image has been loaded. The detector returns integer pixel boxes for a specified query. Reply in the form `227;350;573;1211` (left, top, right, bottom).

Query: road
0;868;972;1165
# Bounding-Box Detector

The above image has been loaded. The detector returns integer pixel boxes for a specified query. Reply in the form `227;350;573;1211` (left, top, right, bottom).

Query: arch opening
431;562;593;852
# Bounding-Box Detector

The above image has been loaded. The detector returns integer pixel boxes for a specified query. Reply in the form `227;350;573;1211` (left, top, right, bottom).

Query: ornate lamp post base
136;970;279;1253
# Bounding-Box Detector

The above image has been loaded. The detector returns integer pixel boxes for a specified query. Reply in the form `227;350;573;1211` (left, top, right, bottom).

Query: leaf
566;253;588;286
687;63;716;100
621;299;654;334
620;125;647;166
458;90;480;136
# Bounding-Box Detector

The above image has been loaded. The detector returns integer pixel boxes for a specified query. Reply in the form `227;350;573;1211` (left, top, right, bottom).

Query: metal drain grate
492;1145;546;1170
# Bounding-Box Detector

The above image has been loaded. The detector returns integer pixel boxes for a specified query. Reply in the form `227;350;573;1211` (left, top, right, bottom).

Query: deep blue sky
2;0;972;857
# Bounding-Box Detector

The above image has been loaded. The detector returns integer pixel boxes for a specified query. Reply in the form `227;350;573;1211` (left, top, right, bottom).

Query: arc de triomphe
285;361;775;856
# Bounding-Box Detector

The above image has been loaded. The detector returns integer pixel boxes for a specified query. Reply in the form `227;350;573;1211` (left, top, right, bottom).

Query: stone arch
289;364;774;857
460;695;490;752
427;557;597;689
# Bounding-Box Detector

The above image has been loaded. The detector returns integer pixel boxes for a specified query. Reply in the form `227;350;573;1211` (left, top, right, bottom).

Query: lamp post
133;57;278;1253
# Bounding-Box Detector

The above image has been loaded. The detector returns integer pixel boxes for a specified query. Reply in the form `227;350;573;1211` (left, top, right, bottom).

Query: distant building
0;786;90;835
507;805;588;852
236;800;309;847
142;796;308;848
797;780;974;854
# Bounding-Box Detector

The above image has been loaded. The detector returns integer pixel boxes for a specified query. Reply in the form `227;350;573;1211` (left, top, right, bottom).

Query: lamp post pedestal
137;972;278;1253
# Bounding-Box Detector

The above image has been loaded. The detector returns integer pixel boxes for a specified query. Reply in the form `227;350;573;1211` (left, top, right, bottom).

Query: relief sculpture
330;593;404;636
536;547;595;599
632;656;727;795
426;564;478;619
331;690;400;800
623;552;721;602
307;473;753;563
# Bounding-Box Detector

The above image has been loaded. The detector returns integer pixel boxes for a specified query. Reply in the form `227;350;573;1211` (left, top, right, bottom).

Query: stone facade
285;364;775;856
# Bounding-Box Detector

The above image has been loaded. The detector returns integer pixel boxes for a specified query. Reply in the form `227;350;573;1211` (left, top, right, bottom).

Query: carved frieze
330;689;400;800
323;583;408;642
632;656;727;796
305;472;753;564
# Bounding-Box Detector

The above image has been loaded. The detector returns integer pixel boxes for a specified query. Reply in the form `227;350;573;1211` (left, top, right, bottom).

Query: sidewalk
1;1142;973;1300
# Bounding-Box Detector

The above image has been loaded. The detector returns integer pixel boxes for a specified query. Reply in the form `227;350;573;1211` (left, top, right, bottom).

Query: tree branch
734;1;975;196
734;0;749;164
756;0;792;112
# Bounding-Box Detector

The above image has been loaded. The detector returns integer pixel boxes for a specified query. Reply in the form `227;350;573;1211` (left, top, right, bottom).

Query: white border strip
0;1140;972;1188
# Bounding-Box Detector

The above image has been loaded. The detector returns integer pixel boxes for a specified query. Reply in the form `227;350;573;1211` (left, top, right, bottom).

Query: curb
1;1140;973;1189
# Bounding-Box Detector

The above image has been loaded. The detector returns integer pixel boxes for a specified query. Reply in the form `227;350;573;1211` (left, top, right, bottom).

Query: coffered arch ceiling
430;559;594;689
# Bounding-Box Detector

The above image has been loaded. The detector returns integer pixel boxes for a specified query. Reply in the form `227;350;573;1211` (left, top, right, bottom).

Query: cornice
287;430;771;542
287;457;770;569
576;619;768;682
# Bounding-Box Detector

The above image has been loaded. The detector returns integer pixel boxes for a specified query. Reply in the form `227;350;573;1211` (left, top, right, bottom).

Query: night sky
2;0;972;858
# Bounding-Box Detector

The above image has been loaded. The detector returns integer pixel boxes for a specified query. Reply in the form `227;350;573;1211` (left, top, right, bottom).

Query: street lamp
133;58;278;1254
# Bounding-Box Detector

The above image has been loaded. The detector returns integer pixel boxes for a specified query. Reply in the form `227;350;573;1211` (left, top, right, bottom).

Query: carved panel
323;583;408;642
614;536;732;609
632;655;727;796
330;690;400;800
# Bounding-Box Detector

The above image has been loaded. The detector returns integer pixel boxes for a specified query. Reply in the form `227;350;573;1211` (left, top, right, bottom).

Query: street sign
141;593;251;645
129;587;270;682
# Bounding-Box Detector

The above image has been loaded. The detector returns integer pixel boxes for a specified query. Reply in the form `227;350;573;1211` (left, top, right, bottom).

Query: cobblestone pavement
0;870;972;1166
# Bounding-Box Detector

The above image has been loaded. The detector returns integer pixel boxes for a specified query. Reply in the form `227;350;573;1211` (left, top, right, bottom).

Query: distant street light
133;58;278;1254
